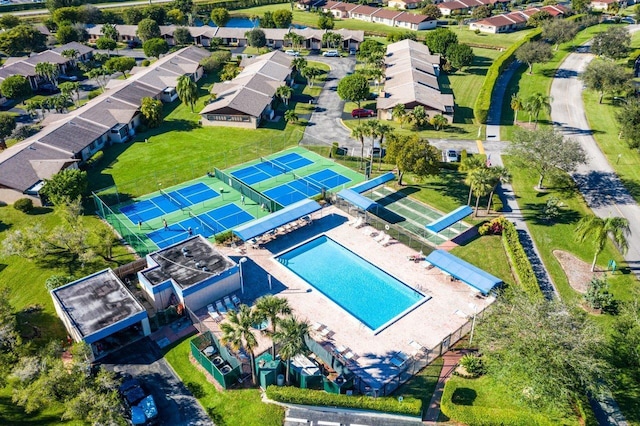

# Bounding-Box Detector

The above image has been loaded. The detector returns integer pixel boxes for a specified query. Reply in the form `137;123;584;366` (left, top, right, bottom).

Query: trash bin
277;374;285;386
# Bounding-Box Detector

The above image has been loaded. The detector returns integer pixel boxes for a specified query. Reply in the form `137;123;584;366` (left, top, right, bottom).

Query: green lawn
436;26;536;49
451;234;515;286
164;338;285;426
500;23;624;141
393;357;443;413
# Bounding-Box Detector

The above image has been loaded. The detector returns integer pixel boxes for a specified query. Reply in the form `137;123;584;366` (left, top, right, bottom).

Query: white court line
284;417;309;423
317;422;340;426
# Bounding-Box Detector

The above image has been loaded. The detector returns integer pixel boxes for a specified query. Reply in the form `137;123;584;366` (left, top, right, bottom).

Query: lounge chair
312;322;325;332
355;219;367;229
362;227;376;237
335;345;347;354
223;296;235;311
348;217;360;227
344;350;358;361
320;327;332;337
216;300;227;314
209;310;221;322
231;294;241;306
380;234;392;246
409;340;425;355
207;304;215;314
373;231;386;243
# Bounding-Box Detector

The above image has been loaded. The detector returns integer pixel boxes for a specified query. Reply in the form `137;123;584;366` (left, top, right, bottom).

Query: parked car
444;149;460;163
322;50;340;57
351;108;375;118
119;378;158;425
284;49;300;56
127;40;141;49
349;47;357;55
58;74;78;82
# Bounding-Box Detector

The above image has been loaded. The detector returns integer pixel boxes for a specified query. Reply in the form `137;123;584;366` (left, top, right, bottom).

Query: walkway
423;350;466;424
485;60;521;142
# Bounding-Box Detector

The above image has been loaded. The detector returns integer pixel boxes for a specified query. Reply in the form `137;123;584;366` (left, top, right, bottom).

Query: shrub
12;124;41;141
478;216;508;236
266;386;422;416
459;354;484;377
584;277;615;312
214;230;233;244
141;59;150;66
87;89;101;100
13;198;33;212
200;50;231;73
501;220;542;298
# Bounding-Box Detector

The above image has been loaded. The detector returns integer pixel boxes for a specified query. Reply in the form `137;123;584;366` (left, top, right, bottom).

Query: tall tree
581;59;632;104
430;114;449;131
40;168;87;205
0;15;20;30
542;19;579;50
284;109;298;123
317;11;334;30
137;18;161;42
104;56;136;79
96;37;117;56
35;62;58;86
592;26;631;60
446;43;474;70
300;66;321;87
86;67;110;92
276;85;293;105
465;166;493;217
392;104;407;128
376;122;393;170
0;75;31;105
421;4;442;19
322;31;342;49
272;316;310;385
210;8;230;27
0;114;16;150
272;9;293;28
173;0;193;15
471;5;492;20
575;215;630;271
101;22;119;41
245;28;266;48
408;105;429;129
508;128;587;189
385;134;440;185
363;119;381;164
516;41;553;74
143;37;169;58
424;28;458;55
176;75;198;112
351;123;367;166
173;26;192;45
486;166;510;213
524;92;552;126
616;98;640;149
220;304;260;385
58;81;80;107
255;295;291;358
510;93;523;124
337;74;369;108
140;97;163;128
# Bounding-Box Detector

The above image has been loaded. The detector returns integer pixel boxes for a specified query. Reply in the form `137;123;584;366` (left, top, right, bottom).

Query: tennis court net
261;157;291;174
160;188;189;210
292;172;326;194
190;212;220;236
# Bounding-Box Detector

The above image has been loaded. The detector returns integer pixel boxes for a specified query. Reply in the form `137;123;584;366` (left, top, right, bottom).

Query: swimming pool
276;235;427;334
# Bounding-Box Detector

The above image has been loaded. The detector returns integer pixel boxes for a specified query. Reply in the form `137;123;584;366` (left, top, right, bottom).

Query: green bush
13;197;33;212
214;230;233;244
473;29;542;124
266;386;422;417
141;59;151;66
87;89;102;100
459;354;484;377
501;220;542;298
84;150;104;169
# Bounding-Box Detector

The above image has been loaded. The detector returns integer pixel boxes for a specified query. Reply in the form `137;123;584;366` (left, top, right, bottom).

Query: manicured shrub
87;89;102;100
501;220;541;298
141;59;151;66
13;198;33;212
266;386;422;417
459;354;484;377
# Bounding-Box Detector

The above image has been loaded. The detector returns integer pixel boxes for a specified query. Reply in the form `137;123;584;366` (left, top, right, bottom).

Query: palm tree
255;295;291;358
486;166;510;214
430;114;448;131
392;104;406;128
368;67;384;93
351;123;367;168
524;93;552;127
301;66;321;87
465;167;493;217
291;57;307;76
276;85;293;106
575;215;630;271
176;75;198;112
220;304;260;385
363;119;381;164
272;316;310;385
35;62;58;87
510;93;523;125
284;109;298;123
376;122;393;170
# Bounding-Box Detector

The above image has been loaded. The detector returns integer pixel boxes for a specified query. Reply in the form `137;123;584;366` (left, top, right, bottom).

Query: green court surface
93;147;365;255
363;187;471;248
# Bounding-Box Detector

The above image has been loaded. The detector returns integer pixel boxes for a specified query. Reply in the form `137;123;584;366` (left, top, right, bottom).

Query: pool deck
206;206;496;391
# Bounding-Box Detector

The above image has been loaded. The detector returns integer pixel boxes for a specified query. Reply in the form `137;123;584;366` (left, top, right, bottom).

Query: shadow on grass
521;203;581;226
26;207;53;216
0;394;65;425
451;387;477;406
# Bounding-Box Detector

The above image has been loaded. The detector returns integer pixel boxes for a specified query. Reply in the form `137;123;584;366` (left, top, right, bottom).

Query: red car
351;108;375;118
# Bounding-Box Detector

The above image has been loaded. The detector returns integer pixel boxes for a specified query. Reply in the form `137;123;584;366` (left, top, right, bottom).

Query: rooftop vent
202;266;209;272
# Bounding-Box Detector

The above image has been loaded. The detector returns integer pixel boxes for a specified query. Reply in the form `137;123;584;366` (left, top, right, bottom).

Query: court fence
213;167;283;213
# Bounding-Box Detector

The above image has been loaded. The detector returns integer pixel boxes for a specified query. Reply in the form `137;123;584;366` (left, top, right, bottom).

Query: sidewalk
423;350;467;424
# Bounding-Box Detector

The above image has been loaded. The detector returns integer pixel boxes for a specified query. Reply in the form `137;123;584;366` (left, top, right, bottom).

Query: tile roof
110;81;163;107
38;118;108;155
79;97;139;129
52;41;94;57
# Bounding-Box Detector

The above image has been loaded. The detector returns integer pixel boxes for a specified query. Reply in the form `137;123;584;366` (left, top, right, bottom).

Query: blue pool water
277;236;426;333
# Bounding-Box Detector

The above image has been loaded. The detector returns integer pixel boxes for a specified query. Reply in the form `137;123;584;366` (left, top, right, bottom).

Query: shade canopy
336;189;378;211
350;172;395;194
425;205;472;233
425;249;502;295
232;199;321;241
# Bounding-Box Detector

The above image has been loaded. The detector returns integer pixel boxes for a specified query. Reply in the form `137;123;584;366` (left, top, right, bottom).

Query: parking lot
101;338;212;426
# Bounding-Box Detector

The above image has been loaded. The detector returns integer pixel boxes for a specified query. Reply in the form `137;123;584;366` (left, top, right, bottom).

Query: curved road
550;26;640;278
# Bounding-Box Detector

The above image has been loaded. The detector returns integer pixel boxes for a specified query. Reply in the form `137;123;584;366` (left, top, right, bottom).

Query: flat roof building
51;269;150;360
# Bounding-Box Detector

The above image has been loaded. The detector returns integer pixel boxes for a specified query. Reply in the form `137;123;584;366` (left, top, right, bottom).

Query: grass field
393;357;443;412
500;23;624;141
439;25;536;49
164;338;285;426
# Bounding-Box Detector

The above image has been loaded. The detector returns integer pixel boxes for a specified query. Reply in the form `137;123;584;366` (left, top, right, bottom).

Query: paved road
550;28;640;278
102;337;212;426
300;56;357;149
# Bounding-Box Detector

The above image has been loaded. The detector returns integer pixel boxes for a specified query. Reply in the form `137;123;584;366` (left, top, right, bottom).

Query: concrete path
423;350;466;424
550;30;640;278
300;56;357;149
486;60;522;142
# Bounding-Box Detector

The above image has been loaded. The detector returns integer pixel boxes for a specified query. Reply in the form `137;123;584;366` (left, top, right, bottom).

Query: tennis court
263;169;351;206
120;182;219;224
230;153;313;185
146;203;254;248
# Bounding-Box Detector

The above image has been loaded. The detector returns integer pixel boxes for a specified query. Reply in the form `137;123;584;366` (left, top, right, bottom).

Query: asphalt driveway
101;337;212;426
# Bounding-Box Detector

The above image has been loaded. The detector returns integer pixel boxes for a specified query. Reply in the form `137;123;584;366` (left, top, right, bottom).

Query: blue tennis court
230;153;313;185
263;169;351;206
120;182;219;224
146;203;254;248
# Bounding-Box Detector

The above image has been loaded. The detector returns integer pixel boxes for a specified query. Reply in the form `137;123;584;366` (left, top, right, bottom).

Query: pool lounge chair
223;296;235;311
343;350;358;362
216;300;227;314
373;231;386;243
231;294;241;306
209;310;222;322
312;322;325;332
390;352;408;368
378;234;391;246
409;340;425;355
348;217;361;227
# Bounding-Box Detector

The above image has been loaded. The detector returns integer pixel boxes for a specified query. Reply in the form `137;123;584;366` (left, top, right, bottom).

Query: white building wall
182;272;241;312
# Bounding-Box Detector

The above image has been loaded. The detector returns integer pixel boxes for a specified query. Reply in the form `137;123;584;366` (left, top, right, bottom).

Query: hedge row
265;386;422;417
440;396;559;426
472;28;541;124
501;220;542;299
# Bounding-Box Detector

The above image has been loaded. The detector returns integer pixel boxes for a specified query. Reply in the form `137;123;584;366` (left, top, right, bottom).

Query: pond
193;17;258;28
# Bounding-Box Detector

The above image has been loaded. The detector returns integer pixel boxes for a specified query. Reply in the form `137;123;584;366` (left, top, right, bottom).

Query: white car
323;50;340;57
445;150;459;163
285;50;300;56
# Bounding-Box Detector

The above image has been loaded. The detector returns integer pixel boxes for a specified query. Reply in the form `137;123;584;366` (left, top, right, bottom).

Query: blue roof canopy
350;172;395;194
426;205;473;233
337;189;378;211
232;199;321;241
425;250;502;295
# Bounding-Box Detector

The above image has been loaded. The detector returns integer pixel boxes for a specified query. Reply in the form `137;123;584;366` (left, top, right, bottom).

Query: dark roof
80;97;139;129
25;50;68;66
175;46;211;63
142;236;236;289
0;142;75;192
39;119;108;155
52;41;94;57
110;81;162;107
0;61;36;80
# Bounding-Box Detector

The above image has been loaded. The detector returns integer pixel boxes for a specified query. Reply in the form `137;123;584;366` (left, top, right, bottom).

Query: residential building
51;268;151;360
377;39;454;122
199;51;293;129
137;236;241;312
469;4;567;33
388;0;424;10
590;0;627;10
322;1;436;30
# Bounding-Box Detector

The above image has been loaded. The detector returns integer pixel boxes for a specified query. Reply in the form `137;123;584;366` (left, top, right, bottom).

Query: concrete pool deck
207;206;496;390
